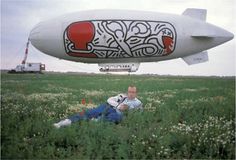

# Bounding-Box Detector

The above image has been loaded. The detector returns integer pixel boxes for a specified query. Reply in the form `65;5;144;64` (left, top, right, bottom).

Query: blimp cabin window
29;64;32;67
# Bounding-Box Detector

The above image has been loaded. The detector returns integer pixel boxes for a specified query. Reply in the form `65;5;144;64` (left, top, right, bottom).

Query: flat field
1;73;235;159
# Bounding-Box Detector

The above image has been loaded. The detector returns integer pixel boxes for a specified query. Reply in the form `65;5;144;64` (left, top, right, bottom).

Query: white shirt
107;93;143;110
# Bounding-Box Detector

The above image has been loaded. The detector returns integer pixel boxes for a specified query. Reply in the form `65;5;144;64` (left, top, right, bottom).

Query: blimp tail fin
182;51;208;65
191;31;218;37
182;8;207;21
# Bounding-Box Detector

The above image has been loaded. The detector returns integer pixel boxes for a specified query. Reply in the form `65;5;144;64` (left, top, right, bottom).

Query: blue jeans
68;103;123;124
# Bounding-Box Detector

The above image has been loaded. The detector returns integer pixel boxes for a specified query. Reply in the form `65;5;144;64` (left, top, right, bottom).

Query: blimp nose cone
29;22;50;52
29;20;64;58
29;23;42;47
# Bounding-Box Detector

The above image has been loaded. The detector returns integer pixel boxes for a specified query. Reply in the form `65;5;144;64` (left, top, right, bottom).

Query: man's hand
119;104;129;112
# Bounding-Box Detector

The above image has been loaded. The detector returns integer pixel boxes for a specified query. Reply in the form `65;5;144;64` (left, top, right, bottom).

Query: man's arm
107;94;126;107
107;96;119;107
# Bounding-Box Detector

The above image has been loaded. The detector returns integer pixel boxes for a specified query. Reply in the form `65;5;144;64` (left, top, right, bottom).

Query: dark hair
128;85;137;92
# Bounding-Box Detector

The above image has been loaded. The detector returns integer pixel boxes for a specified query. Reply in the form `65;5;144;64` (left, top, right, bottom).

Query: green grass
1;73;235;159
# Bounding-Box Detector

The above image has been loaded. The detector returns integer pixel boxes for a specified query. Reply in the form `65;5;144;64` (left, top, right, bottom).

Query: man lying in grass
53;85;143;128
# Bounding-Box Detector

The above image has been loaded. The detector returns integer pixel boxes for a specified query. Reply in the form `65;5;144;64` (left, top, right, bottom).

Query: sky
1;0;236;76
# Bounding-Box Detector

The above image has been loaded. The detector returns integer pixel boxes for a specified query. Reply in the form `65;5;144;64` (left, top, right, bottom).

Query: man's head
127;85;137;100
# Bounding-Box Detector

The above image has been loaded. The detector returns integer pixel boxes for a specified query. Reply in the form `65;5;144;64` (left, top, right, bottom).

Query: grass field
1;72;235;159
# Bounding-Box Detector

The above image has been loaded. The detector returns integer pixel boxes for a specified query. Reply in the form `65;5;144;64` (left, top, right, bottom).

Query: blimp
29;8;234;72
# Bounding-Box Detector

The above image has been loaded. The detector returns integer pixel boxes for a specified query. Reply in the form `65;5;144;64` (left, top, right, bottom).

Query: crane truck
8;41;45;73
